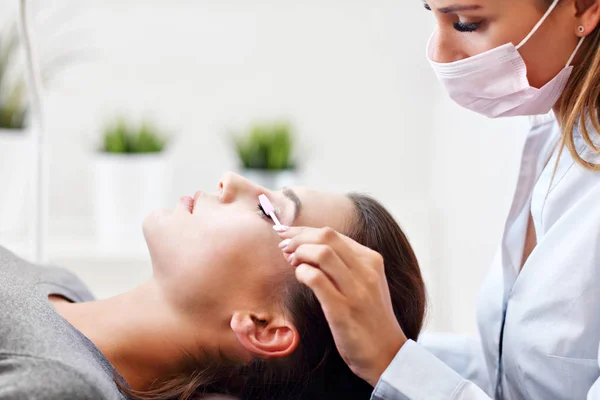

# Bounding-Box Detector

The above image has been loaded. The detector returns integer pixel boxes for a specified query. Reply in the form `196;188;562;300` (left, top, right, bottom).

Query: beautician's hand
277;227;407;387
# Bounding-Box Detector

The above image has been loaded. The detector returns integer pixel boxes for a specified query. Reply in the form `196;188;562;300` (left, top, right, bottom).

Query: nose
429;28;468;64
218;172;258;203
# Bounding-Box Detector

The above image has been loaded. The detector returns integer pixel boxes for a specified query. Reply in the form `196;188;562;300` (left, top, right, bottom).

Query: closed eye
257;203;281;224
257;203;270;220
453;21;481;32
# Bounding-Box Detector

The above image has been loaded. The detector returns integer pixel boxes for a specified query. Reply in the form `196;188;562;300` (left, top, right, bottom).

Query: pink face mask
427;0;586;118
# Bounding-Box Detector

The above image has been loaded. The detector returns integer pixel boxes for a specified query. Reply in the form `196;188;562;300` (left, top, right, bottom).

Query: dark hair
115;193;426;399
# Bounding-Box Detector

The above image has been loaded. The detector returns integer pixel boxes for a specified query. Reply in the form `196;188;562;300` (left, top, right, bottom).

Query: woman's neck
50;279;208;391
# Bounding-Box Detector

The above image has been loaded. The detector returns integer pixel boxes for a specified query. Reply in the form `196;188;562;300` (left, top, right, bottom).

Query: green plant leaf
100;118;167;154
1;19;85;131
0;26;27;130
233;121;294;170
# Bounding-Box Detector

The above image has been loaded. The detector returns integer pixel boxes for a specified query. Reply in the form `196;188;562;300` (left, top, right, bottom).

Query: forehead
291;187;354;233
425;0;538;11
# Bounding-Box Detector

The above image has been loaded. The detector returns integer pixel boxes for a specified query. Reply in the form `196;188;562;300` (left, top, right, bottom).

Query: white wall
428;96;529;332
1;0;532;333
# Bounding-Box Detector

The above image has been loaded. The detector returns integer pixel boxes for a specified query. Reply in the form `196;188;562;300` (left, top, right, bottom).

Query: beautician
277;0;600;398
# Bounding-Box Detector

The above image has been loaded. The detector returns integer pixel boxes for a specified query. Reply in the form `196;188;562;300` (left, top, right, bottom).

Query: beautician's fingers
279;227;387;289
279;227;389;295
278;225;406;387
289;244;357;296
279;227;367;270
279;227;359;252
296;254;405;387
294;263;347;316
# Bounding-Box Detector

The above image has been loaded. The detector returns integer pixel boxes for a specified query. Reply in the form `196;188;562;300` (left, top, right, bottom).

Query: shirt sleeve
0;354;105;400
586;346;600;399
371;340;492;400
418;333;492;394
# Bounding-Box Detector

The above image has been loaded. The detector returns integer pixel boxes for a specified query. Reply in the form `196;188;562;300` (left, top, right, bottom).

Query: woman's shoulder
0;353;121;400
0;245;42;302
0;244;95;303
0;245;32;275
0;246;109;390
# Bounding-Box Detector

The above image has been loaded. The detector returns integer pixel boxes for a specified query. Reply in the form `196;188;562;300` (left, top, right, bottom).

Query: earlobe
231;311;299;359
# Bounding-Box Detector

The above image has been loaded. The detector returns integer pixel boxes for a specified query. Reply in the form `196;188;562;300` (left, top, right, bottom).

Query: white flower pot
237;168;298;189
94;153;171;254
0;129;31;238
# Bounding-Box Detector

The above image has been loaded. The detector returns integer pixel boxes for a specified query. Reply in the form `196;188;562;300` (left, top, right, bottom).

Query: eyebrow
282;187;302;223
422;1;481;13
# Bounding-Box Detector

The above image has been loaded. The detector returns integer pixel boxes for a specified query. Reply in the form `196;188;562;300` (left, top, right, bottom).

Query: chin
142;209;158;238
142;209;169;255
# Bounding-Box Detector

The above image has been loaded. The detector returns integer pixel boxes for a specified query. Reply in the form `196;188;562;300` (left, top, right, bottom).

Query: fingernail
273;225;290;232
279;239;292;249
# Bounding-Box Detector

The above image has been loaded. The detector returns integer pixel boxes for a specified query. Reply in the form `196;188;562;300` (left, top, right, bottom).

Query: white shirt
372;114;600;400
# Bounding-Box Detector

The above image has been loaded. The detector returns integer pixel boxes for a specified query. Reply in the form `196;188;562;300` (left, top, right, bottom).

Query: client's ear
230;311;299;359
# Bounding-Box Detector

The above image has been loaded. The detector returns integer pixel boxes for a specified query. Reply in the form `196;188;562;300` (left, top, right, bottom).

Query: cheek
149;210;281;311
521;31;574;88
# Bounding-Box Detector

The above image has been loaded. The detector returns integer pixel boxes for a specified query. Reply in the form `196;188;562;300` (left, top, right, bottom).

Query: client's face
142;172;352;351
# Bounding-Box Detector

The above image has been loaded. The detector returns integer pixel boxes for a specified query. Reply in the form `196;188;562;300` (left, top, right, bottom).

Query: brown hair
553;0;600;169
114;193;426;399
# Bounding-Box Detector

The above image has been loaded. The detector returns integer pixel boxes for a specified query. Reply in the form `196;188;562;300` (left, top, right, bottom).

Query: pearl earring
579;25;585;34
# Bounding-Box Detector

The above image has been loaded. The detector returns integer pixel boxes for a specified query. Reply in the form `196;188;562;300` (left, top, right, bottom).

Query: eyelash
422;3;481;33
453;21;481;32
257;203;270;219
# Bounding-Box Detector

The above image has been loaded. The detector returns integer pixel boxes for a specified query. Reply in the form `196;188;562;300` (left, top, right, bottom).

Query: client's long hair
114;193;427;399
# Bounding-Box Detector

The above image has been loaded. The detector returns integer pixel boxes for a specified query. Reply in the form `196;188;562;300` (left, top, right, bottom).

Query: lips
192;191;203;212
179;191;204;214
180;196;194;213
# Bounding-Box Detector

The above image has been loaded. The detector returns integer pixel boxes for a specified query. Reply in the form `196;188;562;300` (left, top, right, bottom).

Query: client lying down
0;172;426;400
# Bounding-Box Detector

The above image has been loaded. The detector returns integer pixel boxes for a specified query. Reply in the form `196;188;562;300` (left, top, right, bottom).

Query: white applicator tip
259;194;282;226
273;225;289;232
270;212;282;226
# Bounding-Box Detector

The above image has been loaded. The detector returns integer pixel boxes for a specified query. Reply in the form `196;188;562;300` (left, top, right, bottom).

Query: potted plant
0;27;30;237
234;121;298;189
0;17;83;239
94;118;171;253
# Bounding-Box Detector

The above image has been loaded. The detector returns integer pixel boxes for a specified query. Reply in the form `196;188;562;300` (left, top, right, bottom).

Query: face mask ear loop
516;0;561;50
566;36;586;67
426;27;437;60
